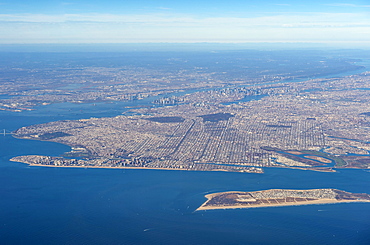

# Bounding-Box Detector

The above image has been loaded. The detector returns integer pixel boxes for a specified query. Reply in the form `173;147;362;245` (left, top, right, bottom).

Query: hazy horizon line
0;42;369;52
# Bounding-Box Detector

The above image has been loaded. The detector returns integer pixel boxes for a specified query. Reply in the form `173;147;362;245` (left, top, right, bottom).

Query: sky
0;0;370;46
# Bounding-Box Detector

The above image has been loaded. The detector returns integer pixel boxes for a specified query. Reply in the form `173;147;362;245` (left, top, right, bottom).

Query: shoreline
196;189;370;211
271;166;336;173
11;157;369;174
9;160;259;173
11;158;368;173
196;199;370;211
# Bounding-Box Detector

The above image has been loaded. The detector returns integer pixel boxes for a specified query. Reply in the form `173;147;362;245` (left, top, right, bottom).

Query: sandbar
196;189;370;211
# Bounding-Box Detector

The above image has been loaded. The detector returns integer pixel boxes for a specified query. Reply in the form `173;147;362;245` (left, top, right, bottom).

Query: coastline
274;166;336;173
9;159;255;173
9;160;195;171
195;189;370;211
196;199;370;211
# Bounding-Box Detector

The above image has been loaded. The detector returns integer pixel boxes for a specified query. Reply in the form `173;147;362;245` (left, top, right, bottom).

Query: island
196;189;370;211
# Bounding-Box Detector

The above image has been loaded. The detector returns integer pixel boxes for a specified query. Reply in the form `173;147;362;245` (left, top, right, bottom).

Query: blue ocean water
1;102;370;245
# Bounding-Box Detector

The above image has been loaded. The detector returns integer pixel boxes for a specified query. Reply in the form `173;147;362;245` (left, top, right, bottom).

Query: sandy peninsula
196;189;370;211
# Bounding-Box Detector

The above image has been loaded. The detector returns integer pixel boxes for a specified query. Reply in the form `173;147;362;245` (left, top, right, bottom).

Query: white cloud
325;3;370;8
157;7;172;10
0;12;369;43
0;12;368;26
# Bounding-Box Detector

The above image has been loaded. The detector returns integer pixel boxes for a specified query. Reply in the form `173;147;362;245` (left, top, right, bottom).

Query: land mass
196;189;370;211
10;73;370;173
0;50;361;112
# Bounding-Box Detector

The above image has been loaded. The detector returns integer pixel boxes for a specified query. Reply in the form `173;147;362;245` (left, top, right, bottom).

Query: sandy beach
196;198;370;211
196;189;370;211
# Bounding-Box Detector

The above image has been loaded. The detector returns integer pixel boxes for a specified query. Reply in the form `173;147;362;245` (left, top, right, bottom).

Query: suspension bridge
2;129;14;136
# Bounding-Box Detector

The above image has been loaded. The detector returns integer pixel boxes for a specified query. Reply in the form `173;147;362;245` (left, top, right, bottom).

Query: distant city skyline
0;0;369;46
